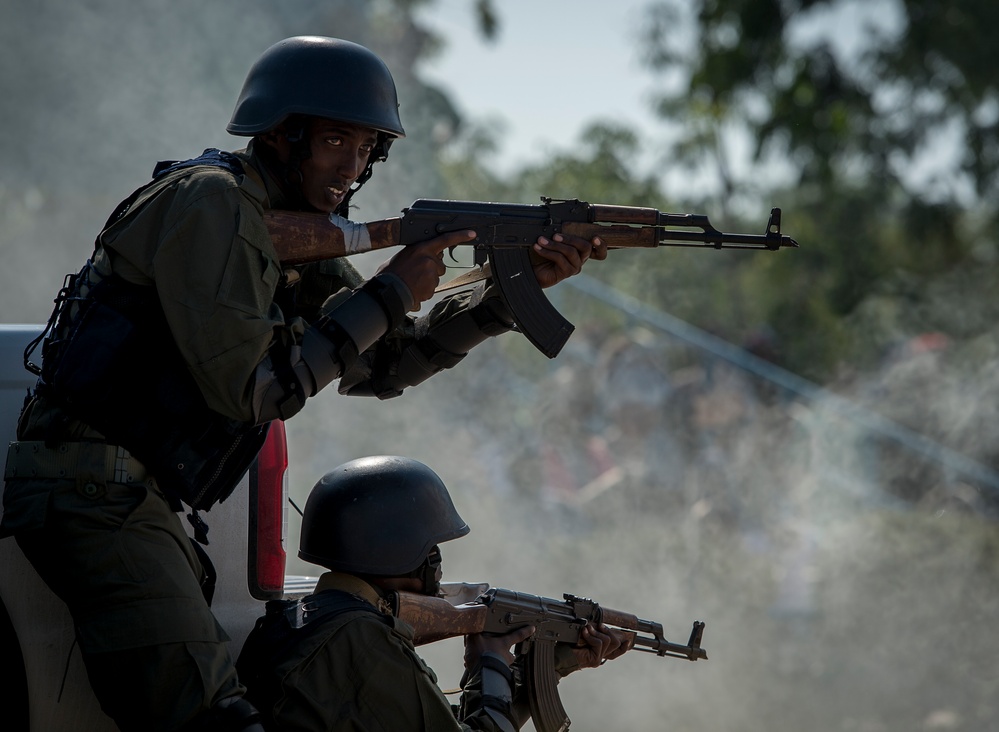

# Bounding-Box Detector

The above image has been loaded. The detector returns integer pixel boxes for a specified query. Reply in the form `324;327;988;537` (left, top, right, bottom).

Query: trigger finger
440;229;477;252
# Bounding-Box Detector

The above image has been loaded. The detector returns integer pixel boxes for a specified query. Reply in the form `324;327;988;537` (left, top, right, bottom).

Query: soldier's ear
256;126;292;161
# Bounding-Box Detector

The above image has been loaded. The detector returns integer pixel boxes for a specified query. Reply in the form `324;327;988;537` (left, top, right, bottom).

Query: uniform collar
315;571;388;611
236;139;291;210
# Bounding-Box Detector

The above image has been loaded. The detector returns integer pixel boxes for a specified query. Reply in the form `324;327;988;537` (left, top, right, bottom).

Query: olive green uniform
1;143;514;731
243;573;519;732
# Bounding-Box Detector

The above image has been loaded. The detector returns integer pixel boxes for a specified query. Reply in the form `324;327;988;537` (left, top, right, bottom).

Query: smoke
0;0;433;320
4;2;999;731
287;313;999;731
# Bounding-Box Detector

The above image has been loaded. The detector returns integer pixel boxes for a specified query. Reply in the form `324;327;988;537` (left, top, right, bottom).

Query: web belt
5;441;150;484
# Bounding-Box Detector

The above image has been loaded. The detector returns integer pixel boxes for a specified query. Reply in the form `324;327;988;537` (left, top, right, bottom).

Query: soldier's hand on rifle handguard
561;621;637;671
530;232;608;289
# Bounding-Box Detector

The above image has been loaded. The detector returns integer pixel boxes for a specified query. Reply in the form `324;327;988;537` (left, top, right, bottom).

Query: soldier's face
297;120;378;212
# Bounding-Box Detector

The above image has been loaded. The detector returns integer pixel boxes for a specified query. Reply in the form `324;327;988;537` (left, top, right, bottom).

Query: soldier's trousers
6;477;243;731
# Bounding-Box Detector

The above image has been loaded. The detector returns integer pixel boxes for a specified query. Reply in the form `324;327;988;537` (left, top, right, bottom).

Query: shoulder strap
101;148;245;235
151;147;244;179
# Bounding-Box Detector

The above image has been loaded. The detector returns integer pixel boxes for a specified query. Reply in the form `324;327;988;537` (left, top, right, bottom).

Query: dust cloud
288;306;999;732
3;2;999;731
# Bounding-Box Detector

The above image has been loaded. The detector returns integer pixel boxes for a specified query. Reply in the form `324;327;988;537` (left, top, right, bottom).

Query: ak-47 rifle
389;583;706;732
264;197;799;358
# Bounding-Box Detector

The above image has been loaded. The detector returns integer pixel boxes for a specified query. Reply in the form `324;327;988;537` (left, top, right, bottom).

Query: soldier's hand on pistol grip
376;229;477;307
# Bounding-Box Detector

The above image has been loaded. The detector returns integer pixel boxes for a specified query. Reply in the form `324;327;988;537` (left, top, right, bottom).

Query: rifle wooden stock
393;592;489;646
263;210;400;265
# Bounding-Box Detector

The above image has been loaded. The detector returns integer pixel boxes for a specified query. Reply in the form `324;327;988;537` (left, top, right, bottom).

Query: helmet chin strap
281;120;313;211
335;161;375;217
417;545;444;597
335;129;391;217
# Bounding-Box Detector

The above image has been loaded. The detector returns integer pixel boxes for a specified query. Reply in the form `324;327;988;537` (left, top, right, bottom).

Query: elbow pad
316;274;412;353
308;273;412;379
393;293;515;388
255;275;412;421
254;328;348;422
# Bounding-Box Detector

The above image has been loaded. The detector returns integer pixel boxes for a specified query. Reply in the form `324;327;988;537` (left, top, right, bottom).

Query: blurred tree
512;124;666;207
440;121;664;205
640;0;999;206
631;0;999;379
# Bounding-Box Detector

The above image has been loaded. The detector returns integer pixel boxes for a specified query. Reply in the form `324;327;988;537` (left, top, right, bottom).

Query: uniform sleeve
149;182;295;423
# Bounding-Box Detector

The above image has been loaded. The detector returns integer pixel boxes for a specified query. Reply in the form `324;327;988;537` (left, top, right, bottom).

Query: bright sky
415;0;664;174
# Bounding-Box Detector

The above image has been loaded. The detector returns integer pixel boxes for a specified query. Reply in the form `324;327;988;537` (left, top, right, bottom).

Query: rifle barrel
657;208;799;250
632;634;708;660
661;233;798;250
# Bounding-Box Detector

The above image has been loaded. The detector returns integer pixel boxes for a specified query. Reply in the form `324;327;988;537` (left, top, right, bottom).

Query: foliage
640;0;999;205
430;1;999;385
624;0;998;379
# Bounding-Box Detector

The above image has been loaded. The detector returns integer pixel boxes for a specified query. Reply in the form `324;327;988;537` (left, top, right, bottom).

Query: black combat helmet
226;35;406;160
299;456;469;576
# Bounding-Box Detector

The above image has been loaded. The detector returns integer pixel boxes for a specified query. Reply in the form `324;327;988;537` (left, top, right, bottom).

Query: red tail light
248;419;288;599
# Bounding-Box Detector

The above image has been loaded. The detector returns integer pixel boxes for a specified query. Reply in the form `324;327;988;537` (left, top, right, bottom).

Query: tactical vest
26;149;269;513
236;590;386;716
